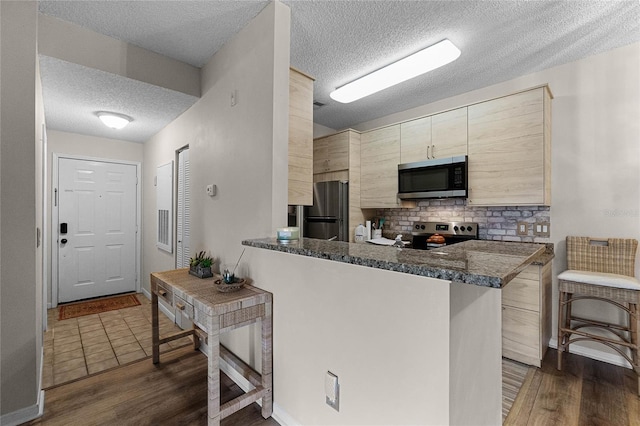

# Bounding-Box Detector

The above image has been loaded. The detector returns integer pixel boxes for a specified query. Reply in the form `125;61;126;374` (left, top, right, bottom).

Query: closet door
176;148;190;268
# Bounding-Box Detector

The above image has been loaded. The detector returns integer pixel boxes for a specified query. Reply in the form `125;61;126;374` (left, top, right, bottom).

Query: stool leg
630;302;639;396
557;290;566;370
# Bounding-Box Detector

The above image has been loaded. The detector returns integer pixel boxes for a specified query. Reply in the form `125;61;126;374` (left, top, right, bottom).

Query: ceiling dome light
330;39;461;104
96;111;132;129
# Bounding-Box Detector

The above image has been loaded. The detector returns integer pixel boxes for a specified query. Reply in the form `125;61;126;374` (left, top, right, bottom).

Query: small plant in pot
189;251;214;278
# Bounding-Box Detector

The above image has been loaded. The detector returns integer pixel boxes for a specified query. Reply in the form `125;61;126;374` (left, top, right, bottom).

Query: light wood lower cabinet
468;86;552;206
288;68;314;206
502;261;552;367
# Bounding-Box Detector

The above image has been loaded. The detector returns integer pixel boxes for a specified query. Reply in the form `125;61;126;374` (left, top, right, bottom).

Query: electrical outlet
325;371;339;411
516;222;528;236
534;221;550;237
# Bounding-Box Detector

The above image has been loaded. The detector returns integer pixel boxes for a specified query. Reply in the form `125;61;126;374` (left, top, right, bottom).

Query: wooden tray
214;278;246;293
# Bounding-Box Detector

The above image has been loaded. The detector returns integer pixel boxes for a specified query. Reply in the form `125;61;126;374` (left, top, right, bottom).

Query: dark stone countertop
242;238;553;288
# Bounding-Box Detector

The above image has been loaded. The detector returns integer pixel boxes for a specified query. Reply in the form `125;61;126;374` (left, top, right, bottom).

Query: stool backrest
566;236;638;277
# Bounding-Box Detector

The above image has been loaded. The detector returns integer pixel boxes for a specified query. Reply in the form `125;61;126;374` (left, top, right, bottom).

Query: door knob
61;238;68;244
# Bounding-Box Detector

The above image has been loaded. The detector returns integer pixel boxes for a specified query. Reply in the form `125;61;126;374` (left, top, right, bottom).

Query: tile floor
43;293;192;388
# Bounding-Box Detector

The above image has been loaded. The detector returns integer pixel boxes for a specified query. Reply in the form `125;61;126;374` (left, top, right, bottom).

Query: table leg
207;314;221;426
261;298;273;418
152;289;160;364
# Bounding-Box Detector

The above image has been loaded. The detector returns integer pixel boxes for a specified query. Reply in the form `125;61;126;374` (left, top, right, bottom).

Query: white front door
57;158;137;303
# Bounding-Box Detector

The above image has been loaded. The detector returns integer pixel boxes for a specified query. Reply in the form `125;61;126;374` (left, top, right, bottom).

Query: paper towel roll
366;220;372;240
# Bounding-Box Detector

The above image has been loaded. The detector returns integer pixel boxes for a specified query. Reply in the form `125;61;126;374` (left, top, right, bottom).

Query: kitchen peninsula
240;238;551;425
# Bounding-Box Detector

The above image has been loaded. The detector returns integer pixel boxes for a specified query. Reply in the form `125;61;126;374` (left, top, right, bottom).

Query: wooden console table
150;268;273;425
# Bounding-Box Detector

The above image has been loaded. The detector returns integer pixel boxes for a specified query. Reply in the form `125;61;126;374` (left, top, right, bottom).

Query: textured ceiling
39;56;198;143
38;0;640;142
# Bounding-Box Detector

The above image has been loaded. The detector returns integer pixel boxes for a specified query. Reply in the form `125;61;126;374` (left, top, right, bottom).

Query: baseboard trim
548;338;633;369
219;359;299;426
0;390;45;426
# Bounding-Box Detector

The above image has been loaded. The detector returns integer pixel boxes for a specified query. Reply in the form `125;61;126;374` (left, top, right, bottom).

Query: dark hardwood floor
505;349;640;426
26;345;279;426
26;345;639;425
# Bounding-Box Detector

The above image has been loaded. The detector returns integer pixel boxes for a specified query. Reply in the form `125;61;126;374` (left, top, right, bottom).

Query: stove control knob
453;226;459;231
466;226;473;232
421;225;426;230
415;224;420;230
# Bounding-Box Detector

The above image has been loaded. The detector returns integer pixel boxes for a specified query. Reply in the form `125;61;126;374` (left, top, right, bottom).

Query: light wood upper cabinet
313;132;349;174
431;107;468;158
467;87;552;206
400;116;431;164
361;125;403;208
288;68;314;206
399;107;467;164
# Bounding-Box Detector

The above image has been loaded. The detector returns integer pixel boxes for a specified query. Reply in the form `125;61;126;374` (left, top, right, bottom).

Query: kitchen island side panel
240;247;452;425
449;282;502;426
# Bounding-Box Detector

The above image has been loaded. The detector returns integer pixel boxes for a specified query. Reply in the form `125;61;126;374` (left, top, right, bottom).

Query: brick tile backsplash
374;199;550;243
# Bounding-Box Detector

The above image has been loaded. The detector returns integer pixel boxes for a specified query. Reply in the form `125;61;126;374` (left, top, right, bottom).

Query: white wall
142;1;290;292
0;0;43;421
45;130;144;307
246;248;452;425
353;42;640;364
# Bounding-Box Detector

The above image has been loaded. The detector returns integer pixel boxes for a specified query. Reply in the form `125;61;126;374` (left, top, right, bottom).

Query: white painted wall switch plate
325;371;339;411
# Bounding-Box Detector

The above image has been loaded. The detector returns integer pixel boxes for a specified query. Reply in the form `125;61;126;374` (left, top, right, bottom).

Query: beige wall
0;0;43;419
142;1;290;292
45;130;144;307
353;42;640;365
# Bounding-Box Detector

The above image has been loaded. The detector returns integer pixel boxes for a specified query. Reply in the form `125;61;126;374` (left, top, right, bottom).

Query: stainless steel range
411;221;479;250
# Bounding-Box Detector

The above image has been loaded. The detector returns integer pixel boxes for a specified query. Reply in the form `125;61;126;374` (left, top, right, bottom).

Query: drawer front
174;294;194;320
502;305;541;367
156;282;173;306
502;266;540;311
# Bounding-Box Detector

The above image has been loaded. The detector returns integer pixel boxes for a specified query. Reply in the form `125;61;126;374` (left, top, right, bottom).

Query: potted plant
189;251;214;278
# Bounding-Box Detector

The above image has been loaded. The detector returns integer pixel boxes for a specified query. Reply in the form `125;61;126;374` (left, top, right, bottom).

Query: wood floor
505;349;640;425
27;344;639;425
26;345;279;426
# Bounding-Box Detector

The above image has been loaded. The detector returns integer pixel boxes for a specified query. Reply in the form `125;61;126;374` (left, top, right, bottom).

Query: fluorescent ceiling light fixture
330;39;461;104
96;111;132;129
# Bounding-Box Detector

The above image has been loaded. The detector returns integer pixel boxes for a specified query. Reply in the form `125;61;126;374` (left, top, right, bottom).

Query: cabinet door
361;125;401;208
431;107;467;158
400;116;431;164
502;305;541;367
288;69;314;205
327;132;349;172
467;88;547;206
313;138;328;174
502;265;540;312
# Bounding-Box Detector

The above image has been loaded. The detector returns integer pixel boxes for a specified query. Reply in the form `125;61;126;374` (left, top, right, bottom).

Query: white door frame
51;153;142;308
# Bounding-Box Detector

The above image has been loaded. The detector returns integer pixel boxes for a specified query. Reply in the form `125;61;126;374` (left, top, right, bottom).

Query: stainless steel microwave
397;155;468;199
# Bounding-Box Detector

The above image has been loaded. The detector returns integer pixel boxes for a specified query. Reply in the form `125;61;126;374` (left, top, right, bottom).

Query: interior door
57;158;137;303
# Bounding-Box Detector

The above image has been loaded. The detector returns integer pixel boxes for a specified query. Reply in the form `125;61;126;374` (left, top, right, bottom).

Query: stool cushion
558;270;640;290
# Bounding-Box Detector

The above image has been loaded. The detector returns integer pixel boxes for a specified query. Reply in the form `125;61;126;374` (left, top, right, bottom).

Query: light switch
325;371;339;411
206;184;216;196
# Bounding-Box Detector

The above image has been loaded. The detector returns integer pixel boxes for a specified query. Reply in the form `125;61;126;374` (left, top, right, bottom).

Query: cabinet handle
176;302;185;311
432;144;435;158
426;145;430;159
158;289;167;297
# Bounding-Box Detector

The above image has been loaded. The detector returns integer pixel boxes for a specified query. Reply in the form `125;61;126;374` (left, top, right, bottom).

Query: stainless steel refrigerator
304;181;349;241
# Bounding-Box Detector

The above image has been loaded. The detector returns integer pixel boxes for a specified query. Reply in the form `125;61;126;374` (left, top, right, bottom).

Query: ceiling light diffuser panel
330;39;461;104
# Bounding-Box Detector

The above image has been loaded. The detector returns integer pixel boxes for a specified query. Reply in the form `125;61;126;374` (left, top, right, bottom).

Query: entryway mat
58;294;141;320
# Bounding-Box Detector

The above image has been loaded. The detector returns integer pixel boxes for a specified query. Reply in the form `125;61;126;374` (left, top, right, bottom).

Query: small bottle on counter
355;224;366;243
